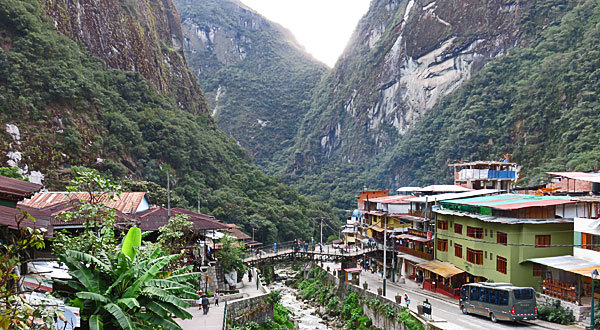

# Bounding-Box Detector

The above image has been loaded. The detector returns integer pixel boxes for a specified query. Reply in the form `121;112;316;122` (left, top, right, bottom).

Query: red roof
0;176;42;201
0;205;51;236
227;227;251;240
344;267;362;273
135;207;229;231
21;192;147;214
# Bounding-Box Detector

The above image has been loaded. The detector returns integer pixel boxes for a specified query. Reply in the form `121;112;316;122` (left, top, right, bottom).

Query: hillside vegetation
0;0;337;243
175;0;328;170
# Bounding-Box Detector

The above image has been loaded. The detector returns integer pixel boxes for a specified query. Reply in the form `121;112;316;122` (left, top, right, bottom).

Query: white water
269;281;335;330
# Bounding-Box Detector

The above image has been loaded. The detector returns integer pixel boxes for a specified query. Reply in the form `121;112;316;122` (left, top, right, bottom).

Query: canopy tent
417;260;464;278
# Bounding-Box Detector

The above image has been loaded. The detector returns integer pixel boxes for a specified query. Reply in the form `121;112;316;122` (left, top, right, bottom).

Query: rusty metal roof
0;205;51;236
21;191;147;214
135;206;229;231
0;175;42;201
227;227;251;240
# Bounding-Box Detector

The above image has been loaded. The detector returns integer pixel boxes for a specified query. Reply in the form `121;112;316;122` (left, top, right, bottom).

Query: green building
433;194;576;289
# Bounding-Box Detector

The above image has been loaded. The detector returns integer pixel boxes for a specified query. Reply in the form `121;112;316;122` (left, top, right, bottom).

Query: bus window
461;286;468;298
470;287;479;301
489;289;497;305
513;288;534;300
480;288;488;303
499;290;509;305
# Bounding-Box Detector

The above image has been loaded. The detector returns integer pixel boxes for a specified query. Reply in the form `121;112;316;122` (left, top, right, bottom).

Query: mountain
0;0;337;243
285;0;585;206
174;0;328;169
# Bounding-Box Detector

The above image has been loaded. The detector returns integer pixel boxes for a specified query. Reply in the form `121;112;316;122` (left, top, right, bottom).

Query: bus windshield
513;288;534;300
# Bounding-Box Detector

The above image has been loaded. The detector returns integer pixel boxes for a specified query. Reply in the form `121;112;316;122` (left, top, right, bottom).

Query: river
269;270;340;330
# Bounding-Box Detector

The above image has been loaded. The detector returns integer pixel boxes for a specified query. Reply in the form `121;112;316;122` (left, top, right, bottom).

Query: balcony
396;245;433;260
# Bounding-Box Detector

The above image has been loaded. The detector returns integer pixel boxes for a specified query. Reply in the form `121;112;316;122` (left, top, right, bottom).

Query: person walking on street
214;290;220;306
404;294;410;309
256;273;259;290
201;294;210;315
248;268;253;283
273;242;277;253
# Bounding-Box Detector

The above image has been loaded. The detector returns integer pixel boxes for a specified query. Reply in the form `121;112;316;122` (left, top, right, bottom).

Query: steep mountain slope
174;0;328;169
375;0;600;187
0;0;336;243
284;0;579;207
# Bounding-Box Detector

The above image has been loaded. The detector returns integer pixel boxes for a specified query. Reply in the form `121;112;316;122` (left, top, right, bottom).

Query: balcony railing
395;245;433;260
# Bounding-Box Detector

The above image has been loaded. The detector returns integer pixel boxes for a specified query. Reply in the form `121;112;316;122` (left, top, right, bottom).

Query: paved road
325;262;580;330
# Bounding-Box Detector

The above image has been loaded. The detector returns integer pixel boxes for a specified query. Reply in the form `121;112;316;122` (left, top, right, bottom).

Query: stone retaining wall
226;293;273;328
537;294;591;322
322;269;430;330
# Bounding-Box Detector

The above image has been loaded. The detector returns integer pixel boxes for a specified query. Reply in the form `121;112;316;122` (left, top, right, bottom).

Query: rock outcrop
40;0;207;114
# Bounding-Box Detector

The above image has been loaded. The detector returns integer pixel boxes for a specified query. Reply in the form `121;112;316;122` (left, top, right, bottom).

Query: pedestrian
404;294;410;309
256;273;259;290
273;242;277;253
214;290;220;306
304;241;308;252
196;291;202;310
319;243;323;253
248;268;253;283
201;294;210;315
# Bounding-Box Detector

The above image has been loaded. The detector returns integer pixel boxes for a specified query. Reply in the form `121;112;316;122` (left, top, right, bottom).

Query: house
21;191;150;214
450;161;520;191
0;175;47;234
545;171;600;194
527;196;600;321
432;194;576;298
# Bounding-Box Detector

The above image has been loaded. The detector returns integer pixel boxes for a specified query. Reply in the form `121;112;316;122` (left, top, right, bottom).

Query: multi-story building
450;161;520;191
432;194;576;298
545;171;600;194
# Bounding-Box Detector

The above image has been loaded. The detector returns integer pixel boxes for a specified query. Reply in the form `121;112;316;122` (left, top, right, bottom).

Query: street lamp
592;269;599;330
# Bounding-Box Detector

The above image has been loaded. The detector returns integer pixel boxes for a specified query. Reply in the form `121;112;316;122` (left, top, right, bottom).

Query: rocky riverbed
269;269;343;330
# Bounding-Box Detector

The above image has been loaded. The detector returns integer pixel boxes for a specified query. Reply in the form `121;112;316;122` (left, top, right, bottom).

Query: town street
324;261;580;330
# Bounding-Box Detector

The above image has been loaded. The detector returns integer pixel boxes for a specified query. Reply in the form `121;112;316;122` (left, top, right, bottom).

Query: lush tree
217;236;246;275
0;167;28;181
57;227;198;329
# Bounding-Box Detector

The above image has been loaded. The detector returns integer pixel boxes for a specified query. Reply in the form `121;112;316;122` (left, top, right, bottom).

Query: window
466;248;483;265
497;232;507;245
455;244;462;258
485;251;487;259
438;220;448;230
497;256;507;274
490;253;493;260
485;229;488;236
535;235;551;248
467;226;483;239
437;238;448;252
533;264;542;277
513;289;534;300
490;230;493;238
454;223;463;234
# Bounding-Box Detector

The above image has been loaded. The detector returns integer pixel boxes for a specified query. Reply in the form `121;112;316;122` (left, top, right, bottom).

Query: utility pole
167;169;171;218
383;213;388;296
197;190;201;213
320;217;323;247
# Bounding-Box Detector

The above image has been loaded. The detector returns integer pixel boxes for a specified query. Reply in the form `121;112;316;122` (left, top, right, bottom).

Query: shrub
538;300;575;325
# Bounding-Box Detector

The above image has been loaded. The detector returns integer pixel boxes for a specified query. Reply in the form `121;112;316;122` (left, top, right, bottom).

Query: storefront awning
398;234;431;242
369;225;384;232
417;260;464;278
528;255;600;278
344;267;362;273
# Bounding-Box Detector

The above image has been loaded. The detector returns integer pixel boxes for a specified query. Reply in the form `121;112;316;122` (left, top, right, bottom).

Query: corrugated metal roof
547;172;600;184
396;187;422;192
135;206;228;231
442;194;576;210
0;205;51;236
528;255;600;278
21;192;147;214
417;185;473;193
0;175;42;200
434;208;574;224
369;195;414;203
408;189;501;203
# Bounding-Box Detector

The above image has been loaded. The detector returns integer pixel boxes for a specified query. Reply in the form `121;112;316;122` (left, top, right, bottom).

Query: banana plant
56;227;199;329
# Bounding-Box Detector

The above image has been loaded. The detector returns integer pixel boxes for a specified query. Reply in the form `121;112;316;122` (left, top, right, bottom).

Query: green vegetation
175;0;328;170
374;0;600;187
0;0;339;244
0;212;55;329
217;235;246;275
0;167;28;181
57;227;198;329
538;299;575;325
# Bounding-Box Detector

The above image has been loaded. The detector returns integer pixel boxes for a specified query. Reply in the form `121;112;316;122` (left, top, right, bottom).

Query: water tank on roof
352;209;362;218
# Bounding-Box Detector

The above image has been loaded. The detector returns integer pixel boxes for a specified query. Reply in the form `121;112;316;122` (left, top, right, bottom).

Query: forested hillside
0;0;337;243
282;0;593;209
375;0;600;187
174;0;328;170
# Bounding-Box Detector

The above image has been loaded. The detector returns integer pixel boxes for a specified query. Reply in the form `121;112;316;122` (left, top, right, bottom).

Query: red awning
344;267;362;272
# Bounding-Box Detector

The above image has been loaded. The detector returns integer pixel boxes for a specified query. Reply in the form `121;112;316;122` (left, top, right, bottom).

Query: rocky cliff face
40;0;207;114
175;0;327;168
292;0;528;170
